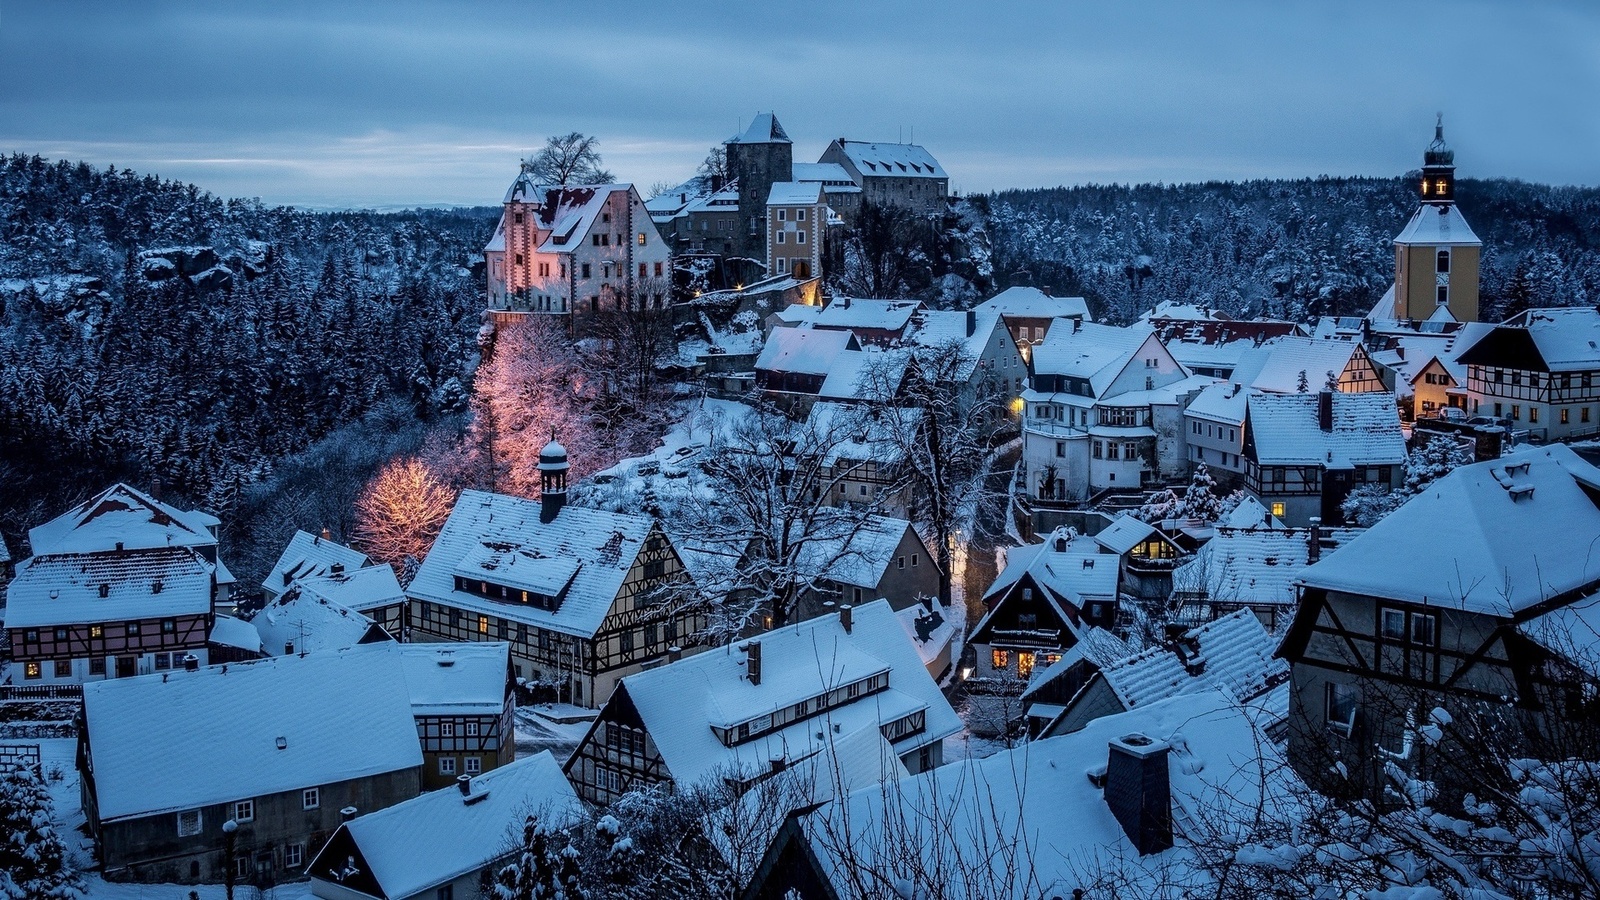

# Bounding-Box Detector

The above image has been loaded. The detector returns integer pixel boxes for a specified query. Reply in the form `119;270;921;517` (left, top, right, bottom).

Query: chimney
1041;285;1052;296
330;562;345;576
769;754;786;775
340;806;358;823
1317;390;1334;432
320;526;331;542
457;774;472;796
1307;516;1322;564
839;604;853;634
841;296;851;309
1072;318;1082;334
966;308;977;337
1104;733;1173;856
183;654;199;672
115;541;124;552
284;641;295;656
744;641;762;686
667;645;682;663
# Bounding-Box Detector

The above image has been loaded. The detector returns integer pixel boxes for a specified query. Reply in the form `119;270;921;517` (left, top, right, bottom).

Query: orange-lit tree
352;456;456;567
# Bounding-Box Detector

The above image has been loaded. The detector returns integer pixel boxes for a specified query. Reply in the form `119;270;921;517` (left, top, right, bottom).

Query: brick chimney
839;604;853;634
966;308;977;337
1104;733;1173;855
744;640;762;686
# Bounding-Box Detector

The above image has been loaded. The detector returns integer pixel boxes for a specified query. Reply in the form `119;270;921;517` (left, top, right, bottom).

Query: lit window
89;625;103;639
991;649;1009;670
233;800;254;823
23;662;41;680
637;232;646;246
1018;652;1035;679
1271;502;1286;517
478;616;489;635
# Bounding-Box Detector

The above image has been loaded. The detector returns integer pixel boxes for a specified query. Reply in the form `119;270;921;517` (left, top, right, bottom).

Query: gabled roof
1174;526;1312;609
408;491;656;639
792;692;1285;899
830;141;947;179
5;546;214;628
1519;592;1600;679
974;287;1089;321
207;614;262;654
532;184;638;254
981;529;1120;606
1184;381;1253;426
82;645;421;822
1030;322;1157;397
1297;445;1600;616
755;326;859;376
1095;609;1290;711
805;401;919;468
791;162;854;185
1459;307;1600;374
904;307;1010;382
318;752;581;900
262;530;368;596
791;514;922;591
813;297;923;333
397;643;508;716
607;600;959;789
728;112;791;145
253;581;388;657
28;483;217;557
767;181;822;206
1093;514;1159;555
1395;203;1481;247
1229;336;1364;394
1245;392;1405;468
295;564;407;614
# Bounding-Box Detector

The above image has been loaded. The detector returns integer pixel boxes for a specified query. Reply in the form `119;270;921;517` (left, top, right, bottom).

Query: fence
0;684;83;701
0;743;42;772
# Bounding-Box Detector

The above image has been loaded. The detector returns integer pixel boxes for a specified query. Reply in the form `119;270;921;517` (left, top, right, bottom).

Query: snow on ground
513;703;596;765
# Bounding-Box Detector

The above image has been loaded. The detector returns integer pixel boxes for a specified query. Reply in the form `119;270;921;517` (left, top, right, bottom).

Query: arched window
1436;249;1450;274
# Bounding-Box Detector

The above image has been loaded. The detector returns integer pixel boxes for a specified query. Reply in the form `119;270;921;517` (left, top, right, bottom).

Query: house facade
1456;307;1600;442
1241;390;1405;526
973;286;1090;364
766;181;825;279
398;643;516;790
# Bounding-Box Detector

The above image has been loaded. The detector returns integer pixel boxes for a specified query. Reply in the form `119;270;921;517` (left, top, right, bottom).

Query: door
115;656;136;678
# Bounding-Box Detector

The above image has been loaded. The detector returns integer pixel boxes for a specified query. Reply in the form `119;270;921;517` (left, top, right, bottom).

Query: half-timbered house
79;646;422;885
398;642;516;789
406;440;706;708
1455;306;1600;442
1242;390;1405;526
260;530;368;603
308;752;581;900
564;600;960;806
1277;445;1600;800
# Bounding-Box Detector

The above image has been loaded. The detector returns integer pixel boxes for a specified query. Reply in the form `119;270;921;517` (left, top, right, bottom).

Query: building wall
9;612;211;684
1398;243;1479;323
95;768;420;885
766;201;823;279
1041;677;1128;738
1184;412;1247;486
416;695;516;789
1465;364;1600;443
728;140;794;259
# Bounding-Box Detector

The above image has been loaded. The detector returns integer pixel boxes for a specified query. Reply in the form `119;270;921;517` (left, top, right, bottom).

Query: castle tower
500;161;544;310
1391;116;1481;322
725;112;793;263
538;434;568;524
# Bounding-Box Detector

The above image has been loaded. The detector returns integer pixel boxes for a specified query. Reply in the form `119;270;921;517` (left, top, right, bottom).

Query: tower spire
1419;114;1456;204
538;431;569;524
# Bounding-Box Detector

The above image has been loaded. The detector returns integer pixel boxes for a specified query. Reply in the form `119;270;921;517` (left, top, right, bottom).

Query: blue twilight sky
1;1;1596;208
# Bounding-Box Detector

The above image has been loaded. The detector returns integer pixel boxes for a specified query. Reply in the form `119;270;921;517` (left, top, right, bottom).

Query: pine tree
1181;463;1223;521
0;764;80;900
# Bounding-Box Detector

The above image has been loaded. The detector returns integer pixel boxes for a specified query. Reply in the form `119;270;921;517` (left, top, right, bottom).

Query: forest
3;154;1599;591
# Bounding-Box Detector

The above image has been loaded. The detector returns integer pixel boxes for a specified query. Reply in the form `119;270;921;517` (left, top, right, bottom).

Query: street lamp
222;818;238;900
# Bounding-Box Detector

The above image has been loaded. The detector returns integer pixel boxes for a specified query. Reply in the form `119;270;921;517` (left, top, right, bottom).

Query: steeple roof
727;112;791;145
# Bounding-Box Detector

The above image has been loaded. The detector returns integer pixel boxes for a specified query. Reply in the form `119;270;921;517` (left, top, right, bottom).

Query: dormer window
98;584;110;599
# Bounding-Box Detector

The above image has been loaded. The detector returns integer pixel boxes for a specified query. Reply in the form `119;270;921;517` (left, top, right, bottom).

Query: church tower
538;433;569;524
1391;116;1481;322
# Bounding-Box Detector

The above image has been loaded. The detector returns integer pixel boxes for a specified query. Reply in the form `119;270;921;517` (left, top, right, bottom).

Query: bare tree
834;201;934;299
697;146;729;184
526;132;615;186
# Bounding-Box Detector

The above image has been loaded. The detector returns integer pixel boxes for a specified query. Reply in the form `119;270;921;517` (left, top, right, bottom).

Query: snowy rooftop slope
1143;300;1229;322
1174;527;1311;608
981;529;1120;605
799;691;1285;899
1519;592;1600;678
728;112;790;144
261;530;368;596
1167;337;1256;373
616;600;959;788
28;483;218;557
529;184;634;253
408;491;654;639
1394;203;1481;246
1229;336;1361;394
791;513;917;590
1499;307;1600;372
791;162;854;184
1020;626;1131;703
398;643;508;715
208;614;262;653
974;286;1089;321
1099;609;1289;710
905;307;1007;381
818;347;906;400
833;141;947;179
1093;514;1158;555
1185;381;1252;425
483;214;505;252
813;297;922;332
895;602;957;670
1221;495;1282;529
324;752;581;900
754;326;856;376
5;547;214;628
253;584;383;657
767;181;822;206
82;645;421;822
1300;445;1600;614
295;564;406;613
1245;391;1404;467
806;401;919;468
1030;322;1155;397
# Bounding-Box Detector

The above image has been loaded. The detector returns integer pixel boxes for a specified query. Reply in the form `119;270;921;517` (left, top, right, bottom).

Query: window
161;618;176;634
302;788;319;810
654;261;663;277
1436;285;1449;306
53;659;71;678
1530;407;1539;424
437;886;454;900
1326;682;1359;737
125;622;141;637
1436;249;1450;273
1271;502;1286;517
177;809;202;837
236;857;253;880
1512;405;1521;421
639;263;648;279
776;231;785;244
1381;608;1407;640
1585;408;1592;424
464;757;481;774
1411;613;1438;646
477;616;489;635
775;257;786;274
581;263;591;279
53;626;67;641
439;757;457;775
233;800;255;823
1055;441;1065;457
912;554;919;567
90;657;106;676
620;630;635;653
89;625;102;639
286;844;304;868
637;232;647;246
1018;652;1036;679
991;649;1009;671
1563;408;1573;425
23;662;41;680
796;230;806;244
441;722;455;738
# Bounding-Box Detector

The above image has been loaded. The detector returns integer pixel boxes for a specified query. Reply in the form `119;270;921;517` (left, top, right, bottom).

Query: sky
1;1;1596;208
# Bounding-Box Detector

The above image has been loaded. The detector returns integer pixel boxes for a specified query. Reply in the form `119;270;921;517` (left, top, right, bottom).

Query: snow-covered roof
1019;626;1131;703
1095;610;1290;712
253;584;384;657
974;287;1089;321
818;347;906;401
261;530;368;596
1184;381;1252;425
1485;307;1600;373
767;181;822;206
1229;336;1363;394
1093;514;1159;555
483;214;505;252
1519;592;1600;679
82;645;422;822
610;599;959;789
503;168;543;204
5;546;214;628
322;752;581;900
28;482;218;557
904;307;1008;381
792;514;919;591
806;401;918;469
813;297;922;333
1173;527;1315;610
831;141;947;179
728;112;791;144
791;162;853;184
294;564;407;613
895;601;957;671
1245;392;1405;468
982;529;1120;606
407;491;655;639
1221;495;1282;529
1143;300;1229;322
397;642;509;716
754;326;857;376
1299;445;1600;616
520;184;639;255
795;691;1285;899
1031;322;1157;397
1394;203;1481;247
208;613;262;653
1166;337;1257;374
